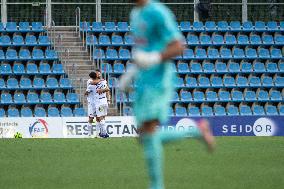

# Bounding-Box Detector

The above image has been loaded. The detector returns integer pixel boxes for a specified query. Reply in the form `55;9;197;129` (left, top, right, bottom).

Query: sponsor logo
29;119;49;138
253;118;276;136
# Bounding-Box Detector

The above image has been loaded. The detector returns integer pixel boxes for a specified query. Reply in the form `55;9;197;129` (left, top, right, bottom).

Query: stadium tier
81;21;284;116
0;22;85;117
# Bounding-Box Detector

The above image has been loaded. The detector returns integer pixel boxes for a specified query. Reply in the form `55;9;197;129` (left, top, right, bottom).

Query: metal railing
75;7;81;37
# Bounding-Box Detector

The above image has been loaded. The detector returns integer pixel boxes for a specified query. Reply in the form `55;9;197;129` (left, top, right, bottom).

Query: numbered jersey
86;79;108;106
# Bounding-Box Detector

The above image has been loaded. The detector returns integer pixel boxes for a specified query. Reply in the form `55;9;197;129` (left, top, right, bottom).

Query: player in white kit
86;70;110;138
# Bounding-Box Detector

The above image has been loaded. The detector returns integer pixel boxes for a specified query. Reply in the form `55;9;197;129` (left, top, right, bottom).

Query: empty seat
31;22;43;31
1;63;12;74
93;49;105;59
25;35;37;45
193;90;205;101
21;106;33;117
13;63;25;74
212;34;224;45
205;21;216;31
52;64;64;74
39;63;51;74
217;21;229;31
40;92;53;103
252;104;265;115
177;62;189;73
190;62;202;72
32;49;44;60
175;107;187;116
112;35;123;45
92;22;103;32
180;91;192;102
240;62;252;72
265;104;278;115
249;75;261;87
232;48;245;58
45;50;58;59
119;49;131;60
228;61;240;72
214;105;226;115
237;34;249;45
243;21;253;31
12;92;24;104
239;105;252;115
231;90;244;101
20;77;32;88
220;48;232;58
250;35;262;45
34;107;46;117
236;75;248;87
106;49;118;60
275;35;284;45
19;49;31;60
206;90;218;101
211;76;223;87
192;22;204;31
253;62;265;72
255;21;266;31
73;107;86;117
218;90;231;101
53;92;66;103
200;34;211;45
257;89;269;101
183;48;194;59
117;22;129;32
124;35;135;45
6;22;17;32
270;89;282;101
33;77;45;88
203;62;215;72
61;107;73;117
6;49;18;60
207;48;219;59
266;62;278;72
1;92;12;104
187;35;199;45
261;75;273;87
227;104;239;115
223;75;235;87
48;107;60;117
27;91;39;103
7;107;20;117
244;89;256;101
0;78;5;89
38;36;51;45
274;76;284;87
180;21;191;32
198;76;210;87
13;35;24;45
230;21;241;31
66;93;79;103
188;105;200;116
258;48;270;59
215;62;227;73
186;76;197;87
59;78;72;88
7;77;19;89
195;48;207;58
270;48;282;59
245;48;258;59
201;106;213;116
267;21;278;31
225;35;236;45
105;22;116;32
113;63;125;73
262;35;274;45
99;35;111;45
175;77;184;87
86;35;97;45
0;35;11;46
19;22;30;31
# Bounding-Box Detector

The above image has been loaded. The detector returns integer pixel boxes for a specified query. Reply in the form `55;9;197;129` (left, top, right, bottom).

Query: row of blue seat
86;34;284;46
80;21;284;32
0;22;44;32
0;63;65;75
0;49;58;60
93;47;283;60
0;35;51;46
102;61;284;74
0;106;86;117
0;77;72;90
123;102;284;116
0;92;79;105
109;74;284;89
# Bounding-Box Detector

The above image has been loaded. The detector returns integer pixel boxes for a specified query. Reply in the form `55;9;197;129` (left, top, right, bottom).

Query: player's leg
87;103;95;137
96;105;109;138
95;116;102;137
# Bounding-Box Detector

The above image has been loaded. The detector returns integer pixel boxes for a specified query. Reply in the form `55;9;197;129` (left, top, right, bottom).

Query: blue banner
166;116;284;136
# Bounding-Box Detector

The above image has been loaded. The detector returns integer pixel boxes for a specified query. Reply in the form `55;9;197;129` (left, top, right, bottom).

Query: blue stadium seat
1;92;12;104
119;49;131;60
237;34;249;45
217;21;229;31
192;21;204;31
267;21;279;31
124;35;134;45
270;48;282;59
1;63;12;74
230;21;241;31
175;77;184;87
0;35;11;46
187;35;199;45
262;35;274;45
205;21;216;31
6;49;18;60
66;93;79;103
265;104;278;115
224;35;236;45
278;103;284;115
188;106;200;116
269;89;282;101
218;90;231;101
7;77;19;89
168;107;174;116
34;107;46;117
200;34;211;45
27;91;39;103
228;61;240;72
13;35;24;46
195;48;207;59
171;92;180;102
203;62;215;72
186;76;197;87
243;21;253;31
117;22;129;32
46;50;58;60
180;21;191;32
227;104;239;115
99;35;111;45
211;76;223;87
214;105;226;115
177;62;189;73
245;48;258;59
80;22;90;31
255;21;266;31
61;107;73;117
25;35;37;45
113;63;125;73
0;50;4;60
112;35;123;45
220;48;232;59
253;62;265;72
27;63;38;74
92;22;103;32
252;104;265;115
258;48;270;59
105;22;116;32
274;35;284;45
261;75;273;87
244;89;256;101
46;77;59;88
175;107;188;116
128;92;134;102
39;63;51;74
206;90;218;101
40;92;52;103
183;49;194;59
33;77;45;88
257;89;269;101
106;49;118;60
241;61;252;72
236;75;248;87
8;107;20;117
20;77;32;89
116;92;127;103
19;49;31;60
48;107;60;117
0;78;5;89
38;36;51;46
249;75;261;87
0;23;4;32
14;92;26;104
223;75;235;87
274;76;284;87
231;90;243;101
215;61;228;73
101;63;112;73
94;49;105;59
198;76;210;87
32;49;44;60
54;92;66;103
52;64;64;74
6;22;17;32
31;22;43;32
73;107;86;117
19;22;30;32
239;105;252;115
86;35;97;46
180;91;192;102
279;61;284;72
212;34;224;45
201;106;213;116
59;78;72;88
21;106;33;117
250;35;262;45
193;90;205;101
13;63;25;74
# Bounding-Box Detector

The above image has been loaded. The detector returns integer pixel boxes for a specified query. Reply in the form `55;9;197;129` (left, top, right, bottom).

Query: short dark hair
89;72;97;79
95;69;101;73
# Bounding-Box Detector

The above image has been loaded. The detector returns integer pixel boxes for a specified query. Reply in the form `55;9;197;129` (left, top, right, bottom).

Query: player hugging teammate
85;69;111;138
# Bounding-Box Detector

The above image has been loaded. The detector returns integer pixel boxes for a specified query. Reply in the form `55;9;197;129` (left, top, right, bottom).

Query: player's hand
107;100;111;105
97;89;104;94
119;66;138;92
133;51;161;68
84;91;89;96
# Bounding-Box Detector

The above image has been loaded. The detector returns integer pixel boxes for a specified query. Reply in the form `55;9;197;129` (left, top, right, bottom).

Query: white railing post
242;0;248;23
96;0;102;22
75;7;81;37
194;0;200;22
1;0;7;23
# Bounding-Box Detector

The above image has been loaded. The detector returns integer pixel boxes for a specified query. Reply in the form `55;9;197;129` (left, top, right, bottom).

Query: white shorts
88;103;108;118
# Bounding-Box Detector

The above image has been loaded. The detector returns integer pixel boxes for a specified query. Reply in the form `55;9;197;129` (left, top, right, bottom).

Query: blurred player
119;0;216;188
86;71;97;138
86;70;111;138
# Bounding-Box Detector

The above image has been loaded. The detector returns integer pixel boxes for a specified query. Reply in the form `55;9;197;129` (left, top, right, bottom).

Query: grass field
0;137;283;189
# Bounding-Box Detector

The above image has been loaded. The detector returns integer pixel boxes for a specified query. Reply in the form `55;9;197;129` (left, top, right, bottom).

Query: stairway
48;26;119;116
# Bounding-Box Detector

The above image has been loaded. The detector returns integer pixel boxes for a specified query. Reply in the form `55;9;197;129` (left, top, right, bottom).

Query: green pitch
0;137;283;189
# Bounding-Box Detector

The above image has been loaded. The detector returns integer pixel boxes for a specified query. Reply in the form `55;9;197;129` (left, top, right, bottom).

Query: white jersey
86;79;108;106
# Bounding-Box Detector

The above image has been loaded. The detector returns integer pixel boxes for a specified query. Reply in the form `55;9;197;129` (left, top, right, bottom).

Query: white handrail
75;7;81;37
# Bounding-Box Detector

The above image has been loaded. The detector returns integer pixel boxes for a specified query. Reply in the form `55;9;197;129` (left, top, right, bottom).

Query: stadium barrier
0;116;283;138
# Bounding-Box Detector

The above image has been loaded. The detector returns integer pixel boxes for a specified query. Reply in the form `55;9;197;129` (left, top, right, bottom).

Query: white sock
96;122;101;135
88;122;93;136
100;119;107;135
